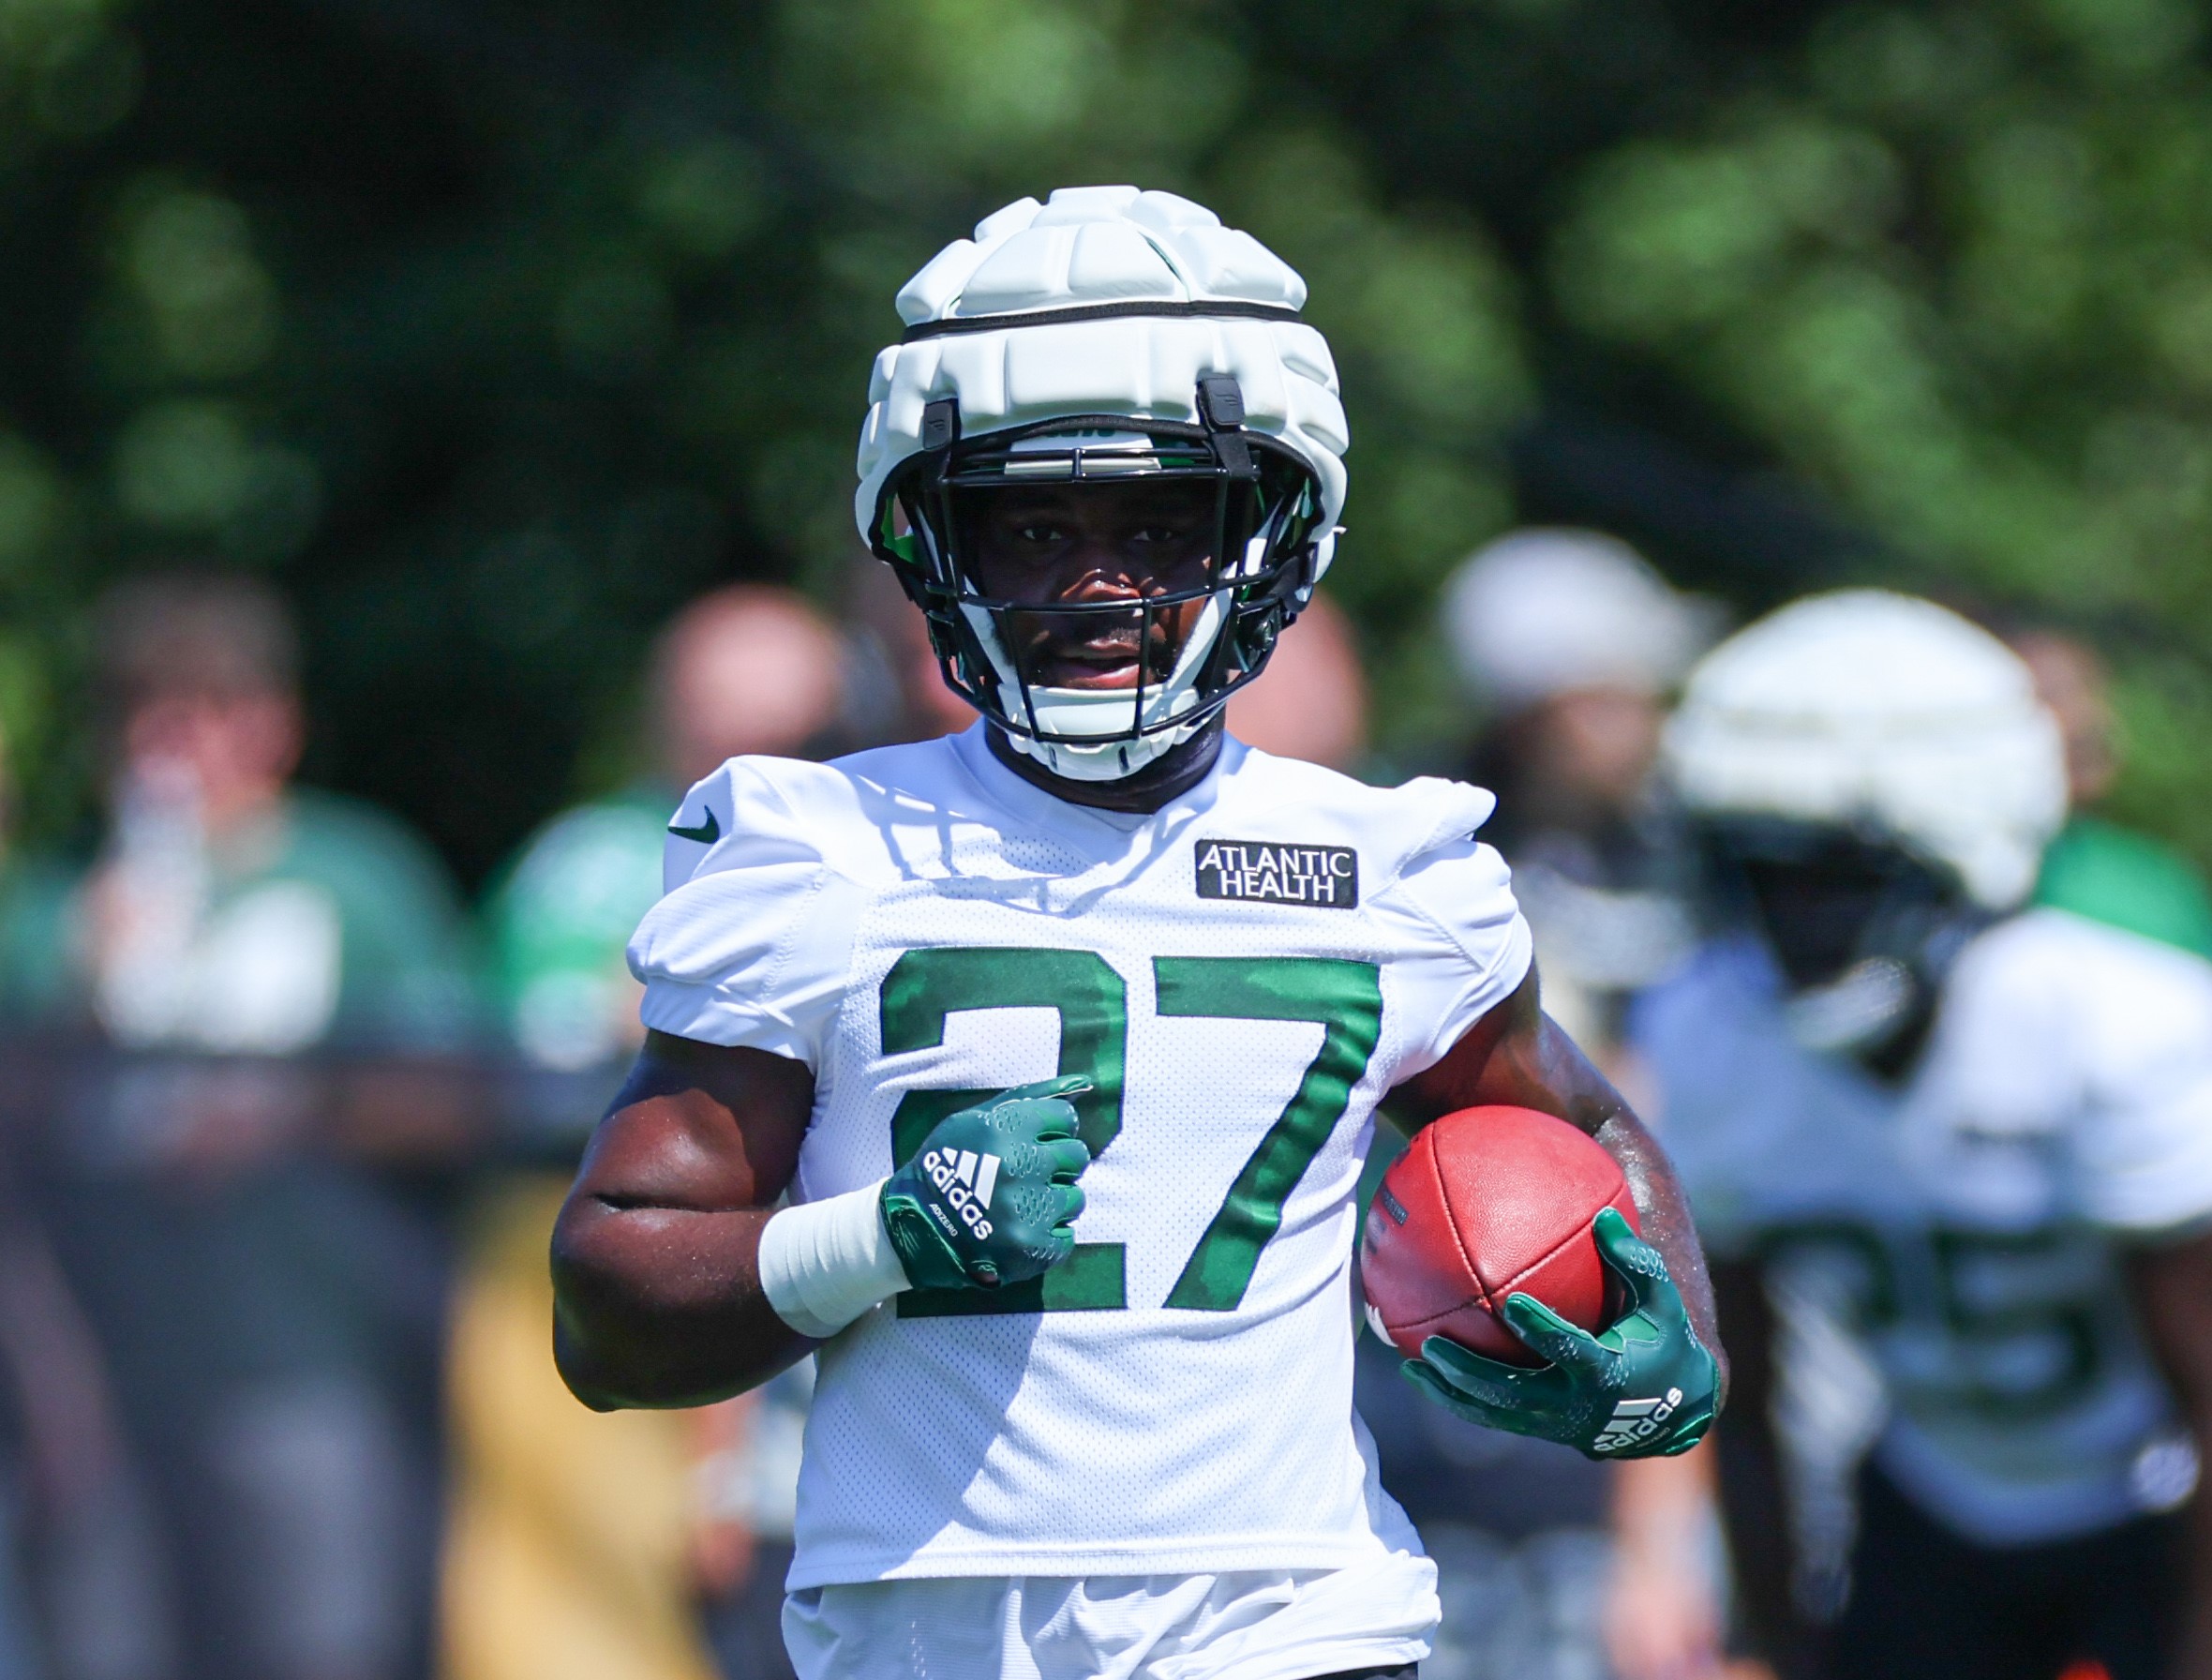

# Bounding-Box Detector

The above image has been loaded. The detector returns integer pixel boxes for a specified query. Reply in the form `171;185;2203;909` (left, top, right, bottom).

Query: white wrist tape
758;1178;911;1340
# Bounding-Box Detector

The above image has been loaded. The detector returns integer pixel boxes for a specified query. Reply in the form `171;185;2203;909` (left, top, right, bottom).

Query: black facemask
1697;817;1989;1079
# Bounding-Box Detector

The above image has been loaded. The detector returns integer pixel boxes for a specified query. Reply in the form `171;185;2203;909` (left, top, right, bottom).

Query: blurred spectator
1444;530;1716;1058
492;588;847;1078
24;573;483;1680
0;724;67;1022
4;712;159;1680
444;585;844;1680
0;719;53;1680
651;588;849;802
1224;592;1368;772
1351;1281;1620;1680
1605;1448;1749;1680
844;561;977;744
2009;630;2212;961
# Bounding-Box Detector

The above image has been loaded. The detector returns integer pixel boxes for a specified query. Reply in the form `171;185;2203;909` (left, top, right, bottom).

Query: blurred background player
1357;531;1715;1680
38;573;482;1680
1632;592;2212;1680
446;585;848;1680
1442;531;1716;1064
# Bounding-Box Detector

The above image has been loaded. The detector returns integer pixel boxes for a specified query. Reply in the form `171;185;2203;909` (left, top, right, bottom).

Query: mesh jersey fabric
629;723;1531;1588
1633;909;2212;1544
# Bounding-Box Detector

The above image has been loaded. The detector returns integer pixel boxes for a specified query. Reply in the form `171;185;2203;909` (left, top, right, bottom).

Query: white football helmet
1442;528;1719;710
1666;590;2068;910
853;186;1350;781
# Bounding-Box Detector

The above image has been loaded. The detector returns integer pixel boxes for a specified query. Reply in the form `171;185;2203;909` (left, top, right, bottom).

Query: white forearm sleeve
757;1178;911;1339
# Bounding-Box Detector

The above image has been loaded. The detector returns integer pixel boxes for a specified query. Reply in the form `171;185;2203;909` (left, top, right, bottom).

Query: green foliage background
0;0;2207;880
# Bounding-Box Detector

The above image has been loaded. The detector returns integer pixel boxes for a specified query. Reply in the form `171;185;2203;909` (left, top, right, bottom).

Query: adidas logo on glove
921;1148;1000;1241
1591;1388;1684;1456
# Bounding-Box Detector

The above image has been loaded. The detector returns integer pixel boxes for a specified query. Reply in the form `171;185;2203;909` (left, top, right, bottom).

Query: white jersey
1635;909;2212;1544
629;725;1530;1609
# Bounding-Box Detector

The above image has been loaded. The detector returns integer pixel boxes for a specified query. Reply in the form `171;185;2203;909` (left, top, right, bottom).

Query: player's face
964;479;1218;692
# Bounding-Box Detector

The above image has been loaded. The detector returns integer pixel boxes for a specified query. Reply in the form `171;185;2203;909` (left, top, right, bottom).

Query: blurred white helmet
854;186;1348;781
1666;590;2067;910
1443;528;1719;710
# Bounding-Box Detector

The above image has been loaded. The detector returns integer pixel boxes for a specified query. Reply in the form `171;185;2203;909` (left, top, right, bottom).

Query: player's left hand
1401;1208;1719;1461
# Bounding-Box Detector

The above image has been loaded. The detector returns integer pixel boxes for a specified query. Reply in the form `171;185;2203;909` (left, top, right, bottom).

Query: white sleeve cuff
757;1179;911;1339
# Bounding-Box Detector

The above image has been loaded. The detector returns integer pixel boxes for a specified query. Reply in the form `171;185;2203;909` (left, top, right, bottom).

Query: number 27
880;947;1383;1318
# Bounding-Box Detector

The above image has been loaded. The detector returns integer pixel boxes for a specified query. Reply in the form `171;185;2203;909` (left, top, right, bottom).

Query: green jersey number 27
880;946;1383;1318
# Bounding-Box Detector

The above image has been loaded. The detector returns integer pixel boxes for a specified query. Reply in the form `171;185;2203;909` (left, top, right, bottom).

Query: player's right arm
557;763;1095;1408
552;1029;816;1410
554;1029;1094;1410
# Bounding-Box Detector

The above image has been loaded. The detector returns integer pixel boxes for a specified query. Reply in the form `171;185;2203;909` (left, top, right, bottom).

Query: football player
549;186;1724;1680
1632;592;2212;1680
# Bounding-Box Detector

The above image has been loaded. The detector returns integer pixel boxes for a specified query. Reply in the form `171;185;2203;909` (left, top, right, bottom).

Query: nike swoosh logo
667;809;721;845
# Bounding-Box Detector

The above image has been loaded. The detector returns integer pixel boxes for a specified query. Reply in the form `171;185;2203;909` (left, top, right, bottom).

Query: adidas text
921;1148;999;1241
1591;1388;1684;1455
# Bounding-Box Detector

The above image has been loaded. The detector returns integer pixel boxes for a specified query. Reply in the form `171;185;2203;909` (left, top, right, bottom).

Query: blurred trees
1257;0;2212;860
1;0;2209;878
1546;0;2212;863
0;0;1525;878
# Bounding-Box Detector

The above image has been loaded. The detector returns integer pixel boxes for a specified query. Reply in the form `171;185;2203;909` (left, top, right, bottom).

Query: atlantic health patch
1194;839;1359;908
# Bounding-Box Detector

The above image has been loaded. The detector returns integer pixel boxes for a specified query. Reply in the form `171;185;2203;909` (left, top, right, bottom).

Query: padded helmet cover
855;186;1348;548
1665;590;2067;910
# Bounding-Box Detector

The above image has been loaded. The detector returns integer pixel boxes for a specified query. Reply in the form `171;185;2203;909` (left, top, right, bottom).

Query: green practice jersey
72;788;479;1054
2035;815;2212;962
486;788;671;1071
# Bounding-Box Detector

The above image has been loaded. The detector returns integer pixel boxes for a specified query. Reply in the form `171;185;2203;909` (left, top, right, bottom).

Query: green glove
880;1076;1094;1292
1401;1208;1720;1460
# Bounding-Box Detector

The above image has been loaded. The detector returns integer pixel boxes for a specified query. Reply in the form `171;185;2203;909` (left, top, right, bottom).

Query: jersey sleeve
1370;778;1535;1077
626;759;860;1069
2065;930;2212;1234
